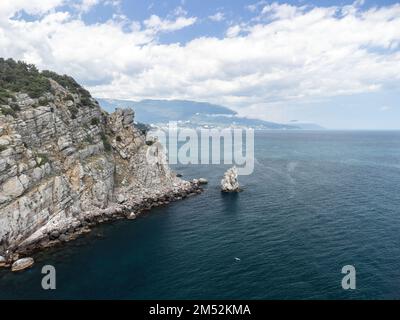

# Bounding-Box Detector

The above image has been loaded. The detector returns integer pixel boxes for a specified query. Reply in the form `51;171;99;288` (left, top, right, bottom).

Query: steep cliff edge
0;59;201;263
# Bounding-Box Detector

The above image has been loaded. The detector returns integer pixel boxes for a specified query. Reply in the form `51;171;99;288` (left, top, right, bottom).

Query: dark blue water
1;131;400;299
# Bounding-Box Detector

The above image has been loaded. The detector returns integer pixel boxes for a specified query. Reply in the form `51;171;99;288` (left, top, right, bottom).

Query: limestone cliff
0;60;201;262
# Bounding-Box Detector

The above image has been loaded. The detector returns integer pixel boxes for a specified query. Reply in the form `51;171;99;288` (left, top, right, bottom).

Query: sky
0;0;400;129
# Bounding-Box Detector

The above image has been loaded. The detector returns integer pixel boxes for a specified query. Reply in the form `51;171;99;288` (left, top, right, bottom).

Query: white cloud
74;0;121;14
104;0;121;6
173;6;188;17
209;12;225;22
143;14;197;33
0;0;65;18
0;1;400;123
73;0;99;13
260;3;303;20
246;1;268;13
353;0;365;8
226;25;241;37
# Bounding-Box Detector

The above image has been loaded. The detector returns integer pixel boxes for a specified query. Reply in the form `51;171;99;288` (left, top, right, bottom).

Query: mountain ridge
97;98;300;130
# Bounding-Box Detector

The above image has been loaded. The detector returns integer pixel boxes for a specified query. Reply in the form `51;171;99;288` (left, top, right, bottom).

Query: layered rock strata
0;76;202;266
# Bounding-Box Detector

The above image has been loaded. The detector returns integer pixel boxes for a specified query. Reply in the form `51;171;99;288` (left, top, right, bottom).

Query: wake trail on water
253;158;298;198
254;158;297;184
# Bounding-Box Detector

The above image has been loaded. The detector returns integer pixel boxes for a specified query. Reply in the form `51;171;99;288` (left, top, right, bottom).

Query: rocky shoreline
0;180;203;269
0;60;209;272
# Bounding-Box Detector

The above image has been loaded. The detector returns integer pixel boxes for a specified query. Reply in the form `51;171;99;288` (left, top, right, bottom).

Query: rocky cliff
0;59;201;264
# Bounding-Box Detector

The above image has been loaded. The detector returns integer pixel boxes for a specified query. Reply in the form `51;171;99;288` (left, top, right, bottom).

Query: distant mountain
97;98;298;130
288;121;325;130
98;99;235;122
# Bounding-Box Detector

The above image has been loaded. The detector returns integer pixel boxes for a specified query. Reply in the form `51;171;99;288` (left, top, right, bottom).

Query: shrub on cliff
0;58;50;98
100;132;112;152
0;58;95;105
0;106;17;118
0;88;16;104
41;70;94;106
91;117;100;126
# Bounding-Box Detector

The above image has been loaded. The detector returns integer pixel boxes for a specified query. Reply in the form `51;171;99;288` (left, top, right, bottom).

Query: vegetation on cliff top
0;58;50;101
0;58;93;104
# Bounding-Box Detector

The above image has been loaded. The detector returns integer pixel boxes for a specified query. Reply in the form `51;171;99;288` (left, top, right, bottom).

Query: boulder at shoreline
11;257;34;272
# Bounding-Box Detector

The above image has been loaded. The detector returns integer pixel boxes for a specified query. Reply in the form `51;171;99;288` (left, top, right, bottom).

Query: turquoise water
1;131;400;299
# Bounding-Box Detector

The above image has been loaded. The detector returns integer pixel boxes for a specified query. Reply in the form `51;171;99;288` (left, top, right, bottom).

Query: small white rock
127;213;137;220
198;178;208;185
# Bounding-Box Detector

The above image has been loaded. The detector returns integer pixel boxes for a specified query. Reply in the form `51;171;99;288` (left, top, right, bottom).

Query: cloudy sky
1;0;400;129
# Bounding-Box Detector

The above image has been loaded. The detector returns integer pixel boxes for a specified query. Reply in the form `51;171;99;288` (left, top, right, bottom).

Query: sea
1;130;400;299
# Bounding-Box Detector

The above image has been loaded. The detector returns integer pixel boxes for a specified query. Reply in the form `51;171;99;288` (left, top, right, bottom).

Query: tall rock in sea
221;166;240;192
0;58;201;262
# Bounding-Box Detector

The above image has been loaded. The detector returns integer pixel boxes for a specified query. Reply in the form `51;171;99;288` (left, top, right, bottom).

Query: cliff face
0;62;199;260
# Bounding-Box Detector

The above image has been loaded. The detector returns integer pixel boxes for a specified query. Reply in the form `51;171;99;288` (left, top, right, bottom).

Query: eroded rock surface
0;76;202;264
221;166;240;192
